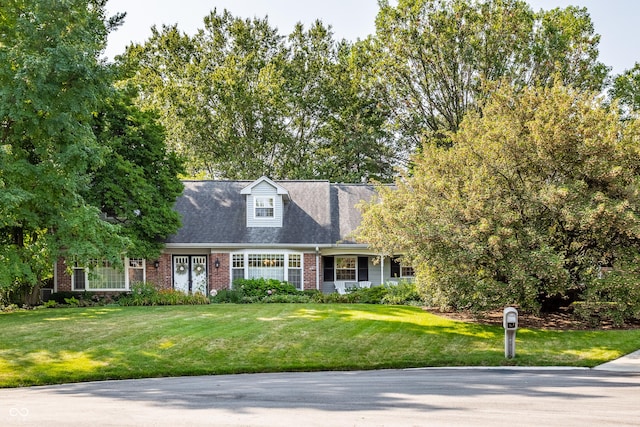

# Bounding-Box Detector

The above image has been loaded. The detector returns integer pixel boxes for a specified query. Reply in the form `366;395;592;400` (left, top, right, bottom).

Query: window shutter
323;256;334;282
390;257;401;278
358;257;368;281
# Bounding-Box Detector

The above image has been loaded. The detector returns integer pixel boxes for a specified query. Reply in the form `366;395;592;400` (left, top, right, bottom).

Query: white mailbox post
503;307;518;359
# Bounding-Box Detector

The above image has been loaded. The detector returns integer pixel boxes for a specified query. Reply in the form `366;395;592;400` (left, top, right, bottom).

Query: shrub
210;289;245;304
47;291;119;307
348;285;388;304
573;272;640;327
233;278;300;298
118;283;209;306
382;281;423;305
64;297;80;307
261;294;312;303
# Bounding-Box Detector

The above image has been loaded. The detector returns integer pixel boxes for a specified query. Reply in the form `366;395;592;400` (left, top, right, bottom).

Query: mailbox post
503;307;518;359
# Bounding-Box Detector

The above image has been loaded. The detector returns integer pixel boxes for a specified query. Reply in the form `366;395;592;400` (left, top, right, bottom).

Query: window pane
288;268;301;289
88;260;126;289
232;268;245;284
288;254;301;268
128;258;145;284
73;268;86;290
336;257;356;269
232;254;244;268
247;254;284;281
335;257;356;281
255;197;274;218
401;266;415;277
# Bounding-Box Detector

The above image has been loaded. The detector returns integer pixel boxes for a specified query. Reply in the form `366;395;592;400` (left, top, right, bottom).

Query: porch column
380;255;384;286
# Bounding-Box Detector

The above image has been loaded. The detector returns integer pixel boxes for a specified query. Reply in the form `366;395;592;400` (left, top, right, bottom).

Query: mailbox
503;307;518;359
503;307;518;330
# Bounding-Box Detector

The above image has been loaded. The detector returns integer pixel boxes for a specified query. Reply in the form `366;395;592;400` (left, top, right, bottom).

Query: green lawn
1;304;639;388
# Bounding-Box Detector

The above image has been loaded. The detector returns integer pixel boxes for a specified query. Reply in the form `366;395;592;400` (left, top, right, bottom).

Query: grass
1;304;640;388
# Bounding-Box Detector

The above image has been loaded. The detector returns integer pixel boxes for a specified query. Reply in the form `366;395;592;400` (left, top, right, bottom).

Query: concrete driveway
1;368;639;426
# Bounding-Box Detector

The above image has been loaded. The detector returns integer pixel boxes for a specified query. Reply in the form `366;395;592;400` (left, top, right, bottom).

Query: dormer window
241;177;290;228
254;196;274;218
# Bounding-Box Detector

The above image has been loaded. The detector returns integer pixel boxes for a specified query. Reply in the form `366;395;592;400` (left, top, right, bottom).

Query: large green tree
0;0;129;301
121;9;395;182
87;90;185;259
356;83;640;313
0;1;183;304
610;62;640;116
374;0;609;153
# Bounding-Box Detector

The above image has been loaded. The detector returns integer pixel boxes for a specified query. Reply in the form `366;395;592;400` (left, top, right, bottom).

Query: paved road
2;368;640;426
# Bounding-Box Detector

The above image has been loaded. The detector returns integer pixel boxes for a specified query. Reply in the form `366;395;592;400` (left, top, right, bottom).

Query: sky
104;0;639;76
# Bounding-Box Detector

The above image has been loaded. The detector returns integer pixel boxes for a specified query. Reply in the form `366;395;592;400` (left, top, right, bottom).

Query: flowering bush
118;282;209;306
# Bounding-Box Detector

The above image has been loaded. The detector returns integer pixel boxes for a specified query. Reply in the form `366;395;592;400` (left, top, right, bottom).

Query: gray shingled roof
166;180;378;246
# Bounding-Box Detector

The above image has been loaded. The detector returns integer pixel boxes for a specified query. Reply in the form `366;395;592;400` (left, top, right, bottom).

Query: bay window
231;252;303;289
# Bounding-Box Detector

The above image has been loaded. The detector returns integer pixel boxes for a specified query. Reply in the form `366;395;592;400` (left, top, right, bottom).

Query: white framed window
232;254;245;284
231;251;303;289
248;254;285;281
254;196;274;218
401;265;415;278
128;258;146;284
287;254;302;289
72;258;144;291
335;257;357;281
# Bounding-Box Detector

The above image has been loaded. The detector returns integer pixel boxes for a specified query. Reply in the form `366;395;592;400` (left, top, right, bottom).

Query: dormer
241;176;290;228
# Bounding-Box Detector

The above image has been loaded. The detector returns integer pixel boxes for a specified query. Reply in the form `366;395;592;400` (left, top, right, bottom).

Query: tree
356;83;640;314
87;89;185;259
0;0;129;302
610;62;640;116
121;9;396;182
373;0;609;155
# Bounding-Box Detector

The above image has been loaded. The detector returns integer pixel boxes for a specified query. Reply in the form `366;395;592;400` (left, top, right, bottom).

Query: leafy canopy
120;9;395;182
374;0;609;153
0;0;128;295
357;83;640;312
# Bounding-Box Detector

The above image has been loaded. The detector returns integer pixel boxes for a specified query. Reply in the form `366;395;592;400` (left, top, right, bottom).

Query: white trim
70;257;145;292
53;261;58;293
241;176;290;200
230;250;305;290
253;195;275;219
165;243;329;250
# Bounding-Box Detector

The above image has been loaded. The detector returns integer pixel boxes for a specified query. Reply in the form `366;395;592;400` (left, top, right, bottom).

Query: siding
246;181;284;228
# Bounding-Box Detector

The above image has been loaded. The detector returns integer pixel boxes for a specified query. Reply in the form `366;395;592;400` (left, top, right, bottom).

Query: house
53;177;414;294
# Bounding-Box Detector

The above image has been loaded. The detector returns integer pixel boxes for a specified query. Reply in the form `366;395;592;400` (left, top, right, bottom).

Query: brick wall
209;252;230;291
56;258;72;292
303;252;319;290
145;253;172;290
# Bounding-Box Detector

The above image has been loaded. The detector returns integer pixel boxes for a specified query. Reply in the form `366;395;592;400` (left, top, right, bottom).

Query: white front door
173;255;208;294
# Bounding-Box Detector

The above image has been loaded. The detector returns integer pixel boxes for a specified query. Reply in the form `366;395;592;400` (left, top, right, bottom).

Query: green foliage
64;297;80;307
381;281;423;305
42;300;57;308
0;0;128;301
260;294;314;304
357;83;640;313
374;0;608;152
48;291;119;307
87;90;185;259
120;9;394;182
118;282;209;306
233;278;300;298
610;62;640;116
210;289;245;304
574;266;640;327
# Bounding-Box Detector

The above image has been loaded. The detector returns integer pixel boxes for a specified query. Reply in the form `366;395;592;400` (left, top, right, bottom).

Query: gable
245;180;285;228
